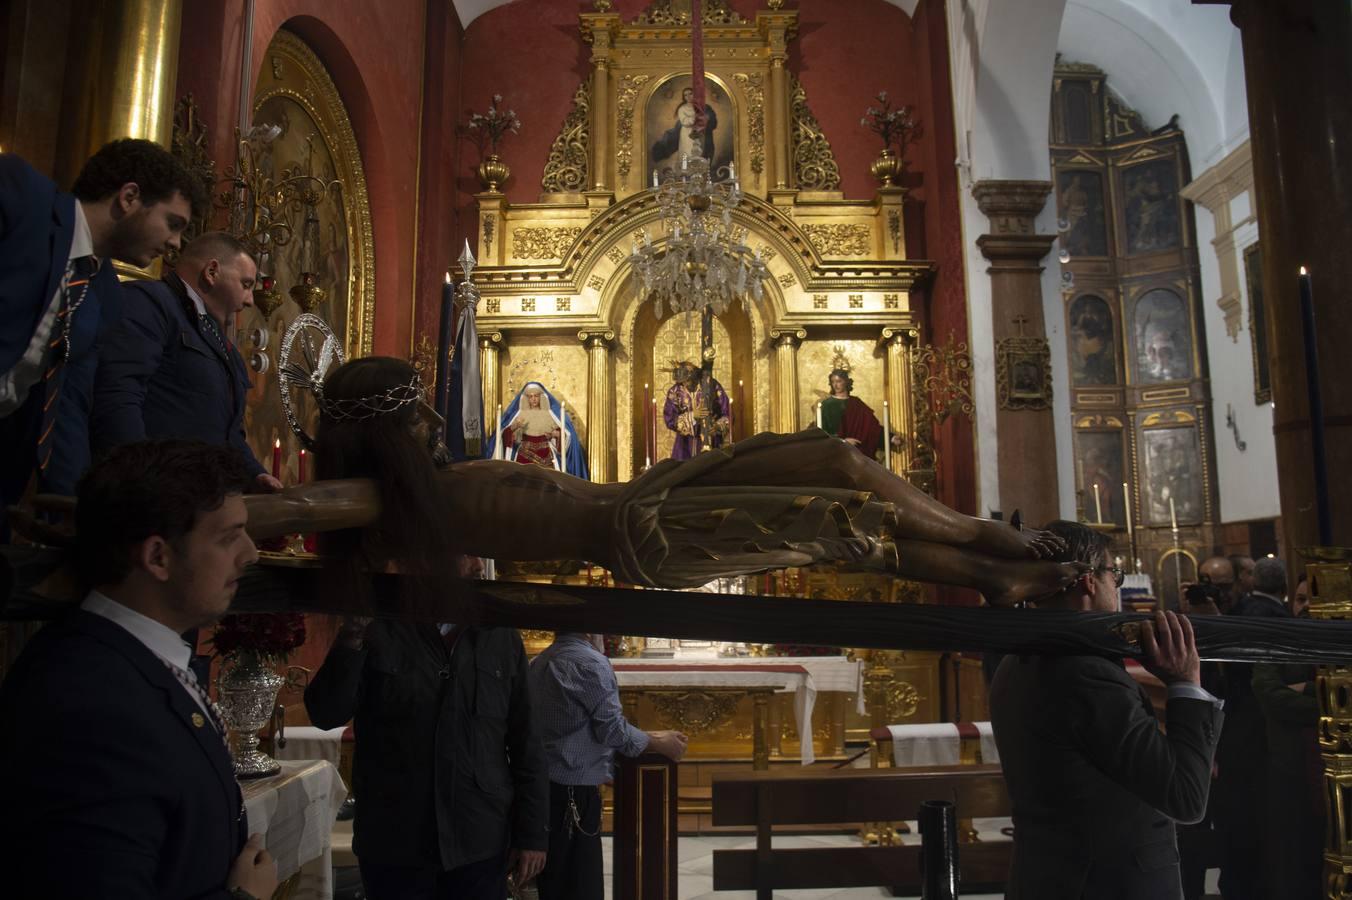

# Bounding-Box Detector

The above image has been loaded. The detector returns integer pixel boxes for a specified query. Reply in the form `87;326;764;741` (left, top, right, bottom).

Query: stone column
1229;0;1352;551
580;329;616;482
1228;4;1352;894
478;331;503;446
1178;141;1255;341
57;0;183;185
972;180;1060;527
769;328;806;433
880;326;919;476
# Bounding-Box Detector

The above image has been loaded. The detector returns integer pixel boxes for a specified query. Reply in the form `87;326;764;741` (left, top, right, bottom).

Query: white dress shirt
82;591;212;718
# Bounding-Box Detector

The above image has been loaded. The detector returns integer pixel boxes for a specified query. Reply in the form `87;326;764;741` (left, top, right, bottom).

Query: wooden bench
711;764;1012;899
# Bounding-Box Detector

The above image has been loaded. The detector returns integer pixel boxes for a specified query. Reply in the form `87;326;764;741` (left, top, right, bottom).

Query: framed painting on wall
1244;242;1271;404
1068;293;1118;386
1077;429;1126;526
646;74;735;183
1132;287;1193;385
1121;157;1181;255
1141;424;1204;526
1056;169;1109;258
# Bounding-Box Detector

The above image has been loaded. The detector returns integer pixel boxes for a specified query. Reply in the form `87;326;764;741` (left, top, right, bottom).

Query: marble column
1229;0;1352;551
580;329;616;482
880;326;919;476
973;180;1060;527
769;328;806;434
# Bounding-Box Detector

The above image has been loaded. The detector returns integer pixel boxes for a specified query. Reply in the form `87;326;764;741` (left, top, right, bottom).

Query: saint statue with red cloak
819;368;882;459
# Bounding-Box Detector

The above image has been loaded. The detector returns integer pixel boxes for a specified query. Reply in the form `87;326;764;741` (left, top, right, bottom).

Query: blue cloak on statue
485;382;589;479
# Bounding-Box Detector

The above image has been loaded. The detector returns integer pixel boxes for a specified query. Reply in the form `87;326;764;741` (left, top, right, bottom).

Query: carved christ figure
247;358;1079;607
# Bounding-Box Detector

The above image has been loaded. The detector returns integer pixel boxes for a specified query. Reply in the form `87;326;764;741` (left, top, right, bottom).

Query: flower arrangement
767;643;841;657
211;613;307;665
860;91;923;159
461;94;522;158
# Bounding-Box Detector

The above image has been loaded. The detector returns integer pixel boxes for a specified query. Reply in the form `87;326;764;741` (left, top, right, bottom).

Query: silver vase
217;651;285;778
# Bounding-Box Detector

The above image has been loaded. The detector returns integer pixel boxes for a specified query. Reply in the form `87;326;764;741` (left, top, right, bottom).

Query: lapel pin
192;712;206;728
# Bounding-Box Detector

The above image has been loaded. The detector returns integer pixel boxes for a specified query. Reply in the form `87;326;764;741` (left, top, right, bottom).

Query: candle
434;272;454;422
816;402;823;430
652;170;659;189
1122;481;1133;538
560;411;568;471
494;403;503;460
728;396;735;442
271;438;281;480
298;449;307;484
643;383;652;463
1298;266;1332;544
882;400;891;469
1093;483;1103;524
1169;496;1178;531
1076;455;1085;489
652;398;658;461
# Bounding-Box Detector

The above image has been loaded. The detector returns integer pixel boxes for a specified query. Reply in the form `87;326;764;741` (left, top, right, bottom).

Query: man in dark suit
93;231;280;491
0;139;205;506
0;440;277;898
990;520;1223;900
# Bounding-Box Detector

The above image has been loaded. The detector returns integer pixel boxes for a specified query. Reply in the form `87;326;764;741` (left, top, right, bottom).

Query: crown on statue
830;345;852;374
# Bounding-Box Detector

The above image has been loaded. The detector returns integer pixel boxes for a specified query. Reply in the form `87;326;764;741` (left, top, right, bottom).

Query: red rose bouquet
211;613;307;665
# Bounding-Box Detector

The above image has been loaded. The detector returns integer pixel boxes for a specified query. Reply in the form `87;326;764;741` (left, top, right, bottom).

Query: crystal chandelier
631;152;768;317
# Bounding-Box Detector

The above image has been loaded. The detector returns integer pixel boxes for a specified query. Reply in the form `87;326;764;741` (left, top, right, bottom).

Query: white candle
560;409;568;471
1122;482;1133;536
494;403;503;460
729;396;735;440
1169;496;1178;530
882;400;891;469
652;170;659;189
816;402;823;430
1093;483;1103;524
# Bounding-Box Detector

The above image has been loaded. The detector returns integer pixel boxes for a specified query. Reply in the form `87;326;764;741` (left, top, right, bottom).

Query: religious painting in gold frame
241;29;374;485
644;73;736;184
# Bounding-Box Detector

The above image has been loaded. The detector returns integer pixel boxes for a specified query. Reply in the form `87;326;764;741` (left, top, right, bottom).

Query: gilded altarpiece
472;1;937;767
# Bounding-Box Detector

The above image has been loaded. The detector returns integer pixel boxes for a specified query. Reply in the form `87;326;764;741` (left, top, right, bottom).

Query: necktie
161;658;231;748
199;313;231;358
36;255;98;474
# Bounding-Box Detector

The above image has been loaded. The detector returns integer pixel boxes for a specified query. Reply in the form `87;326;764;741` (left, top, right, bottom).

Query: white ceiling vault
450;0;921;30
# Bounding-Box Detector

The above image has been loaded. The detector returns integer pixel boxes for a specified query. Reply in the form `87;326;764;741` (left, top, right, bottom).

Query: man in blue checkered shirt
529;633;687;900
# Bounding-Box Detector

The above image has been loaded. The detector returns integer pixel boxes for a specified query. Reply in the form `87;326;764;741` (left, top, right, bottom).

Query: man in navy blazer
93;231;280;491
0;440;278;899
0;139;205;506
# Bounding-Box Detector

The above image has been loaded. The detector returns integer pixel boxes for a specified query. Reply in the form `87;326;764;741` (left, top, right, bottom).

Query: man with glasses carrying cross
989;519;1224;900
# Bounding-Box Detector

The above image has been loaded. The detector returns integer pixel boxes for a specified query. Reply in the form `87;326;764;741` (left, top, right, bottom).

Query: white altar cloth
242;759;348;900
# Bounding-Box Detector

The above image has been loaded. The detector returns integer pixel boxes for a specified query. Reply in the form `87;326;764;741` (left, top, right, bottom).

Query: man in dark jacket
990;520;1223;900
93;230;278;490
0;139;203;506
305;581;549;900
0;440;276;899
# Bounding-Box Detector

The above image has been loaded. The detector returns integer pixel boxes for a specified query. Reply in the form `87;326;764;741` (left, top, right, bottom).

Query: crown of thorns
315;373;424;422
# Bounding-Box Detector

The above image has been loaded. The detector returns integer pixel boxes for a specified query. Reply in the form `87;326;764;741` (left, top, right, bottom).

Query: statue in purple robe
663;361;730;460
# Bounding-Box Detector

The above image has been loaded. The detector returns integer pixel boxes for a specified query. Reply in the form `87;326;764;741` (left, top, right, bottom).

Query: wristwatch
228;888;260;900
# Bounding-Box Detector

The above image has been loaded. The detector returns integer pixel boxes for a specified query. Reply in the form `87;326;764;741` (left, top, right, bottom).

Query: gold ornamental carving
647;690;742;734
996;335;1054;411
789;74;841;191
803;224;871;257
512;226;583;260
913;336;975;424
615;74;651;187
540;81;590;194
482;213;496;249
633;0;747;26
168;95;216;262
887;680;921;719
732;73;766;179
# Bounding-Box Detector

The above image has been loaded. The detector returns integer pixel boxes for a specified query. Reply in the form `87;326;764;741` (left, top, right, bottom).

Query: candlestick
1093;483;1103;524
1298;266;1332;544
434;272;455;422
1169;496;1178;531
271;438;281;480
298;449;307;484
882;400;891;470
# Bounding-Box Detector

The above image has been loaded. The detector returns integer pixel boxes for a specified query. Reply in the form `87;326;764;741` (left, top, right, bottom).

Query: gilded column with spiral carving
770;328;806;433
581;12;618;192
758;10;794;192
581;330;616;482
479;332;503;434
1303;547;1352;899
880;326;918;476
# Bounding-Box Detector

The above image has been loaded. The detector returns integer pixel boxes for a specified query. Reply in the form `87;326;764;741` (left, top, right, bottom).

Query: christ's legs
887;539;1084;607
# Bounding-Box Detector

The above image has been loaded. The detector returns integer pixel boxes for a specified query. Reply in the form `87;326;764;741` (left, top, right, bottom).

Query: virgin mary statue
486;382;588;478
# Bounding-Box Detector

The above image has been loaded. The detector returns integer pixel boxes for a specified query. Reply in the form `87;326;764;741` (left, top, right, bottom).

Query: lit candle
1122;481;1133;537
434;272;454;423
1169;496;1178;531
643;382;652;463
1093;483;1103;524
652;170;659;189
728;161;736;181
729;396;735;441
560;411;568;471
651;398;658;462
1298;265;1332;544
298;448;307;484
271;438;281;480
882;400;891;469
816;401;823;430
494;403;503;460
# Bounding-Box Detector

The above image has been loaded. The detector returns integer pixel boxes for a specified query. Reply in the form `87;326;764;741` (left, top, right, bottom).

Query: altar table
613;656;863;765
242;759;348;900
